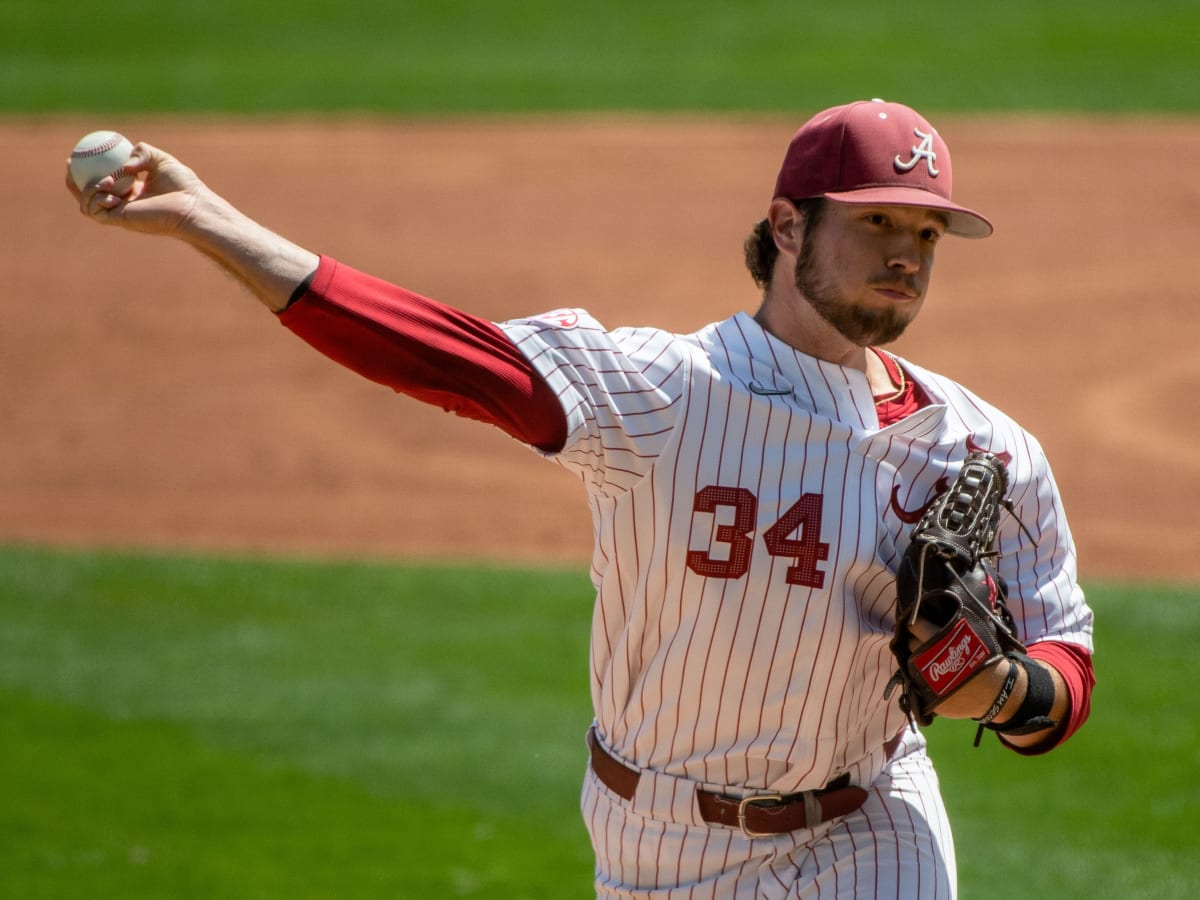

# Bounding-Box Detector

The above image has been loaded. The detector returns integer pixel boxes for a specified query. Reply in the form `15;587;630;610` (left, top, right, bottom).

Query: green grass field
1;545;1197;897
4;1;1199;113
0;545;596;898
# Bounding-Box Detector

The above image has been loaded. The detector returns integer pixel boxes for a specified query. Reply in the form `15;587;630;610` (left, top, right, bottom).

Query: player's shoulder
503;307;706;358
902;358;1049;461
502;307;607;336
904;358;1016;423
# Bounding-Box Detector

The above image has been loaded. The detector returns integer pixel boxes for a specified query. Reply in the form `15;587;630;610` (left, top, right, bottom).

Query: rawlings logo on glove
885;451;1029;729
916;621;991;691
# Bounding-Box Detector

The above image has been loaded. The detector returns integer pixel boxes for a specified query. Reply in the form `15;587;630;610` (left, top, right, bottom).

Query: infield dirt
4;115;1199;580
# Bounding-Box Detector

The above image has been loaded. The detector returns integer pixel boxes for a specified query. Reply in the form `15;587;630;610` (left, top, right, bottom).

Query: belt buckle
736;792;784;838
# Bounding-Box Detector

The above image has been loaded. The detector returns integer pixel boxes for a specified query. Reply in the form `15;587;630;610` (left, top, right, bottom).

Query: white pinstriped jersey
499;309;1093;795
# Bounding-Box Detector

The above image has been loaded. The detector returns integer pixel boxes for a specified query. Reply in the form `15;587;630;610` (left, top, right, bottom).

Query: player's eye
921;228;943;244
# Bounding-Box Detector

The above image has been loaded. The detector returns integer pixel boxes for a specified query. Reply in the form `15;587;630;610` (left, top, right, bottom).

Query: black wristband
986;651;1058;737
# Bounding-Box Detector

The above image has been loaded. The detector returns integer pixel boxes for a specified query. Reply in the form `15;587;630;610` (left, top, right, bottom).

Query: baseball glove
884;451;1028;732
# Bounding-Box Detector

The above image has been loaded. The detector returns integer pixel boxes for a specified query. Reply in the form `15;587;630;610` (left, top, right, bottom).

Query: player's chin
851;309;917;346
877;296;925;337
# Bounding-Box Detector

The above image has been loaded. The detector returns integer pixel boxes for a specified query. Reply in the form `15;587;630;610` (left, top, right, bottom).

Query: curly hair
743;197;827;290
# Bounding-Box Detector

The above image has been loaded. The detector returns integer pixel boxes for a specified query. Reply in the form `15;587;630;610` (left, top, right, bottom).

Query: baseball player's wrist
974;657;1020;726
979;655;1029;727
984;653;1064;748
909;654;1016;722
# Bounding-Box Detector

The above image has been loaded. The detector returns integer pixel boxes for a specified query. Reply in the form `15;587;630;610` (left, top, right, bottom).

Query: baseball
69;130;135;194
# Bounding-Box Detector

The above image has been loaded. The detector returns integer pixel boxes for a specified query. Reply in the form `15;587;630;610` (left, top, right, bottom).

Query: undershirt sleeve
275;255;568;452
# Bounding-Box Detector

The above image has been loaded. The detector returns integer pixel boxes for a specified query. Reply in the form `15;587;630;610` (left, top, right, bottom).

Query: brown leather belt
588;728;901;837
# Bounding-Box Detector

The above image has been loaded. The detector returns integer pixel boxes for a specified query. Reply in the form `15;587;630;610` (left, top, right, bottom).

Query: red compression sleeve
277;256;567;452
1003;640;1096;755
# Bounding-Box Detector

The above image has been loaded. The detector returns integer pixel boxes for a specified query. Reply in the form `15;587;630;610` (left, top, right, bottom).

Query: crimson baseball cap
772;99;993;238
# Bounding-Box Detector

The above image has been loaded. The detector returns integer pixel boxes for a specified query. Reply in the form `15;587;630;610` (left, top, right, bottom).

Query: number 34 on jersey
686;486;830;589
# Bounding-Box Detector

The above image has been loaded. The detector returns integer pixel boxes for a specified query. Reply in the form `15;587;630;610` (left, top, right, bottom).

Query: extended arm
68;142;317;312
68;142;566;451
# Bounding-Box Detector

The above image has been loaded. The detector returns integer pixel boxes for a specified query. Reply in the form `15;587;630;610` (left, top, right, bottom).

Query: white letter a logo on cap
894;129;939;177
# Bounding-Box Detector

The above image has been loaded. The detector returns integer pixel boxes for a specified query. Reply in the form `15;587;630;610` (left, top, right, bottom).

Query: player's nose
886;233;927;274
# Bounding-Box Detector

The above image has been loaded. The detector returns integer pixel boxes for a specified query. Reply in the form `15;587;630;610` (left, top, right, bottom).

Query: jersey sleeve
276;256;567;452
1002;442;1094;650
998;437;1096;753
498;311;691;494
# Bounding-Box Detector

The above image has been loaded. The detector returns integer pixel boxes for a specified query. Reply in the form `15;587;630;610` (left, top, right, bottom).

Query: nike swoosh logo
748;380;793;397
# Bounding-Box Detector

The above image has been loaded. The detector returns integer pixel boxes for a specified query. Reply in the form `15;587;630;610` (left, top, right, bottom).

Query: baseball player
69;99;1095;897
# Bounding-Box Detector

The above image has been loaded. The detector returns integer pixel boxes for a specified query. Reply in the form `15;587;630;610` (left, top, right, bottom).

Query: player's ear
767;198;804;257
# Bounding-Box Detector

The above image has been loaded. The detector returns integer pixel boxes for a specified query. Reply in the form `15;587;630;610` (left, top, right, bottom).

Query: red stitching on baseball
73;136;123;158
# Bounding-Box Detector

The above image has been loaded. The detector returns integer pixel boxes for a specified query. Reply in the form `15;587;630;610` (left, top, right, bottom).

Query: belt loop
803;792;822;829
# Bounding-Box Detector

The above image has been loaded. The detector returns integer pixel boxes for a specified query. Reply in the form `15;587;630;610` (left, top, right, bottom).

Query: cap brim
822;186;993;238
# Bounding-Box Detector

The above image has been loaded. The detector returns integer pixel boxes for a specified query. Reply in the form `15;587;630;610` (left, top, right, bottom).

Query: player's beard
794;246;915;347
